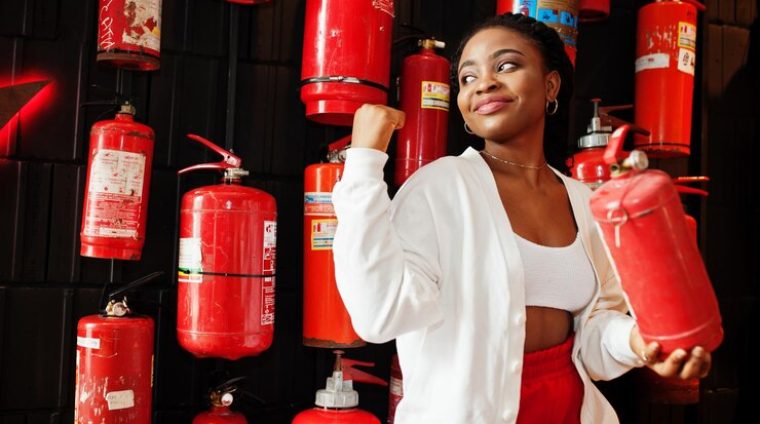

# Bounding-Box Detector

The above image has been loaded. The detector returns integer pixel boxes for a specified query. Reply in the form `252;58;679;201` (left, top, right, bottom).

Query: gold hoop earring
464;122;475;135
546;98;559;115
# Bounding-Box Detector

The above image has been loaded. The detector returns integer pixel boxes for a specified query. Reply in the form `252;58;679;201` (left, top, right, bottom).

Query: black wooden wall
0;0;756;423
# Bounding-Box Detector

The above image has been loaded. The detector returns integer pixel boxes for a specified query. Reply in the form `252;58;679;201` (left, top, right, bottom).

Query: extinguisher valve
105;298;131;317
119;102;136;116
623;150;649;171
225;168;250;180
221;392;234;407
420;39;446;50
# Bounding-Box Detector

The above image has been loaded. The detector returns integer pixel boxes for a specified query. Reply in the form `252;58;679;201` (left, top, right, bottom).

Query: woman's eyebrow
458;48;525;73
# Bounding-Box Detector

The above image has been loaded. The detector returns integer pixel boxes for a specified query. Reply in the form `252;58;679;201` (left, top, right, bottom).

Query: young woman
331;13;711;424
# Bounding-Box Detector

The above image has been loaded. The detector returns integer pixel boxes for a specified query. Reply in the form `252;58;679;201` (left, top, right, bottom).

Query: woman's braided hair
450;13;574;173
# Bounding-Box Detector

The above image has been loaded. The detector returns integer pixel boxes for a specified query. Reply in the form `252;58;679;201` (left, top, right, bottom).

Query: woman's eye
460;75;476;85
497;62;516;72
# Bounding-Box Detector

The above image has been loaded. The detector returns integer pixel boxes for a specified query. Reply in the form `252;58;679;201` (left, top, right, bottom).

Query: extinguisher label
372;0;395;17
678;22;697;50
76;336;101;350
390;376;403;396
677;48;696;76
311;219;338;250
105;389;135;410
83;148;146;238
635;53;669;73
263;221;277;273
421;81;450;111
178;237;203;282
261;276;275;326
304;192;335;216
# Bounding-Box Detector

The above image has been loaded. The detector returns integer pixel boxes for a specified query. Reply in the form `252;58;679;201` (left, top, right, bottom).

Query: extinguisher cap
119;102;137;116
315;370;360;408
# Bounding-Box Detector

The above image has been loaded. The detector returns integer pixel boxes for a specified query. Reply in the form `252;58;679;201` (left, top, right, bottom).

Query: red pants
517;334;583;424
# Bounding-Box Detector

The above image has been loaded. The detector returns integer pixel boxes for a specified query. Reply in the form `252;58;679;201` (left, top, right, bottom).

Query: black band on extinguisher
196;271;276;279
300;76;389;92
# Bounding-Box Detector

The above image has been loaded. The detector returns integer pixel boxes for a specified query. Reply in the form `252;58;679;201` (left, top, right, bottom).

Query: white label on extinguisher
304;192;335;216
635;53;669;73
121;0;162;53
76;336;101;350
421;81;450;111
262;221;277;273
261;276;275;326
84;148;146;238
311;219;338;251
677;48;696;76
390;376;403;396
178;237;203;274
372;0;395;17
105;389;135;410
678;21;697;50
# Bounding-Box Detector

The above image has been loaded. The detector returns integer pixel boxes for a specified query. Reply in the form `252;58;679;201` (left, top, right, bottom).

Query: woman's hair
450;13;574;173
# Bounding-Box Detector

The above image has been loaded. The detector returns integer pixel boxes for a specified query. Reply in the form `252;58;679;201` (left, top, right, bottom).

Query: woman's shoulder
398;150;480;192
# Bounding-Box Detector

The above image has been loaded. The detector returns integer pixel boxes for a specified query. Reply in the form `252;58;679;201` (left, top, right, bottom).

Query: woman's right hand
351;104;406;152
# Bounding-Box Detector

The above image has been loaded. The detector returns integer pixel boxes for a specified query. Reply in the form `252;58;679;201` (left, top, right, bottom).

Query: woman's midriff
524;306;573;353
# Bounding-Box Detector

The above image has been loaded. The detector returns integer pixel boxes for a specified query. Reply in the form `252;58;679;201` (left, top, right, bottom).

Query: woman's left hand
629;324;712;379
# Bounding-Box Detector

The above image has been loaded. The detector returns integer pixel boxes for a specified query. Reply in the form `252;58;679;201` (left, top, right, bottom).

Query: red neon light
0;74;55;157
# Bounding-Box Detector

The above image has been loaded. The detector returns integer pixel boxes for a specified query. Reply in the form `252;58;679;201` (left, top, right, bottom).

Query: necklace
480;150;547;170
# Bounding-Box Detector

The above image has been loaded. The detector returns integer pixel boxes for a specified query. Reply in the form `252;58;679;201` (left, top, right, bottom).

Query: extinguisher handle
327;134;352;153
178;133;243;174
107;271;165;300
603;124;652;165
341;358;389;387
675;185;709;197
673;176;710;184
679;0;707;12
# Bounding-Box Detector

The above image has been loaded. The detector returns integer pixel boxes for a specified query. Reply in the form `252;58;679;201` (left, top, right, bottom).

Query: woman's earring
464;122;475;135
546;98;559;115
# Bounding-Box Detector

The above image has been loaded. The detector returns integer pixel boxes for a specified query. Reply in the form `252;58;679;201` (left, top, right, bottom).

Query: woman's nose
475;72;500;94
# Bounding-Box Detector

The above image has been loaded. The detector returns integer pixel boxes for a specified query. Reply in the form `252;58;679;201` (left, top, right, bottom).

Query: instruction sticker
677;48;696;76
105;390;135;410
311;219;338;251
77;336;100;350
678;21;697;50
178;237;203;283
304;192;335;216
421;81;450;111
635;53;670;73
261;276;275;326
263;221;277;273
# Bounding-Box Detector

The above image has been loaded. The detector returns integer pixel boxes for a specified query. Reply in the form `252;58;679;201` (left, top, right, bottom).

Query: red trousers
517;334;583;424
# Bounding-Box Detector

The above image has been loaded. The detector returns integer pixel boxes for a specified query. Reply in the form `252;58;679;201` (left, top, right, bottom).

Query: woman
332;13;711;424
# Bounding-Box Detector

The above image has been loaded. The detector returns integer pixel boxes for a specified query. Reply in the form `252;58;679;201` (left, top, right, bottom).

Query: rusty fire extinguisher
80;102;154;261
496;0;579;65
194;377;248;424
300;0;394;126
96;0;162;71
75;272;162;424
304;136;364;348
394;39;450;188
634;0;705;157
589;125;723;356
177;134;277;360
292;351;387;424
579;0;609;22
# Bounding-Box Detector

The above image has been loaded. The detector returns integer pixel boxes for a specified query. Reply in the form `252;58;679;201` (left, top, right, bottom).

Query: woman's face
456;27;559;142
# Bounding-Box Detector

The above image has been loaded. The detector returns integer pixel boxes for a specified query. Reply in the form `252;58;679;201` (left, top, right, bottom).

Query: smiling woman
331;12;712;424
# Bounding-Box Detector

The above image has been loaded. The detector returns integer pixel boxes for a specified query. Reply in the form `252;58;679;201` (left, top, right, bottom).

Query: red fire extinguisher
395;39;450;188
194;377;248;424
589;125;723;356
96;0;162;71
634;0;705;157
387;354;403;424
579;0;609;22
496;0;579;65
304;136;364;348
292;351;387;424
74;272;161;424
300;0;394;126
176;134;277;360
569;99;614;190
80;102;154;261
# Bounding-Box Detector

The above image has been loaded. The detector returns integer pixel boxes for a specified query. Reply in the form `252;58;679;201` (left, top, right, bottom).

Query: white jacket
332;147;643;424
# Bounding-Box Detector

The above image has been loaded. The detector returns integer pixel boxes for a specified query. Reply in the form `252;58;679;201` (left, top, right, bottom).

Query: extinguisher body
292;408;381;424
634;1;701;157
590;169;723;355
177;183;277;360
300;0;394;126
303;163;364;348
193;406;248;424
97;0;162;70
395;42;450;187
387;354;403;424
569;147;610;190
496;0;579;65
80;109;154;261
75;314;154;424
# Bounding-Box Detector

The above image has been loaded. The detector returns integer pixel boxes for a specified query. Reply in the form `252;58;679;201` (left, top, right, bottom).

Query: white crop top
515;232;597;314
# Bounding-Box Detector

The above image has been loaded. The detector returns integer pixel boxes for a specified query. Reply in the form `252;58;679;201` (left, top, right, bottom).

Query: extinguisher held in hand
395;39;450;188
300;0;394;126
177;134;277;360
590;125;723;356
194;377;248;424
634;0;705;157
75;272;162;424
81;102;154;261
304;136;364;348
292;351;387;424
96;0;162;71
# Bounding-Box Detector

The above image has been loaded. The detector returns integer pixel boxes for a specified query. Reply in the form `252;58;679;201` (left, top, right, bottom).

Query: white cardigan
332;147;643;424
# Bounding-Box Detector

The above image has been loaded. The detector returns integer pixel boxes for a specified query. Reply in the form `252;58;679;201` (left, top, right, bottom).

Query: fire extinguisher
304;136;364;348
579;0;609;22
387;353;403;424
194;377;248;424
589;125;723;356
176;134;277;360
96;0;162;71
292;351;387;424
569;99;614;190
74;272;161;424
394;39;450;188
80;102;154;261
300;0;394;126
634;0;706;157
496;0;579;65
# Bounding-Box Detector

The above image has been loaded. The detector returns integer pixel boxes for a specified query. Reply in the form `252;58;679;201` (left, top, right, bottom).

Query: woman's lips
474;98;512;114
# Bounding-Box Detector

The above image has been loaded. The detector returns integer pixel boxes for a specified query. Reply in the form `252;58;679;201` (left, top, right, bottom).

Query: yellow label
421;81;450;111
678;21;697;50
311;219;338;251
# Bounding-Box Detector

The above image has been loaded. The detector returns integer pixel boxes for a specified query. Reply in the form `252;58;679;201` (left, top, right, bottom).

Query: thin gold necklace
480;150;547;170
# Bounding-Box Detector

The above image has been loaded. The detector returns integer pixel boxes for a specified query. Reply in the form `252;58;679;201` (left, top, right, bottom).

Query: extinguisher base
302;337;366;349
97;51;160;71
81;243;142;261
